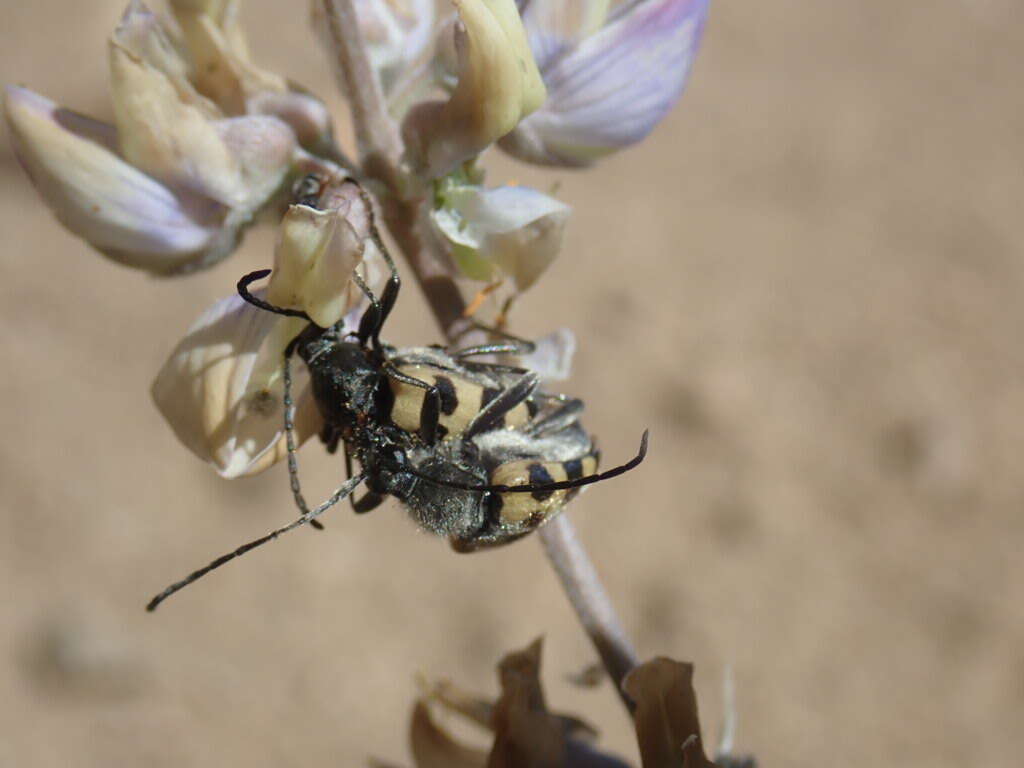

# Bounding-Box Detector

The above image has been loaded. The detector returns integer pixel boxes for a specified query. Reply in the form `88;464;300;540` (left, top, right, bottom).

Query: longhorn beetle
147;176;647;611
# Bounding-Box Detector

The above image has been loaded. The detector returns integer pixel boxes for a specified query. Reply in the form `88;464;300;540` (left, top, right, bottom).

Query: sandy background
2;1;1023;766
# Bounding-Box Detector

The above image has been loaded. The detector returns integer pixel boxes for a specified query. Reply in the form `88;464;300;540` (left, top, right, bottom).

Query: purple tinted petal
522;0;605;68
512;0;709;164
4;85;221;268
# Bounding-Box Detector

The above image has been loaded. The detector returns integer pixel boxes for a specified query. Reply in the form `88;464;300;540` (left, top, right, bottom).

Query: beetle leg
525;397;586;437
465;373;539;438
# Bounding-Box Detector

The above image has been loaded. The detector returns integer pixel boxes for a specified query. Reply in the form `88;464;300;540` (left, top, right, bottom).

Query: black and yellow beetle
146;176;646;611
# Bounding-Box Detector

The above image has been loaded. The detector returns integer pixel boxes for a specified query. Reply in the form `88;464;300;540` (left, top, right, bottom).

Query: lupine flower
390;638;741;768
151;181;379;477
499;0;710;167
402;0;547;179
431;180;570;292
150;290;317;478
3;1;329;274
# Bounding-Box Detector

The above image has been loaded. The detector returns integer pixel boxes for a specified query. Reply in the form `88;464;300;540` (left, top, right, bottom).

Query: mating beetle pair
147;176;647;611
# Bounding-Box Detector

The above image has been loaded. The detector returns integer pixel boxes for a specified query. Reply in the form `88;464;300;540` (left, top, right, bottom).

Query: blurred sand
2;1;1023;766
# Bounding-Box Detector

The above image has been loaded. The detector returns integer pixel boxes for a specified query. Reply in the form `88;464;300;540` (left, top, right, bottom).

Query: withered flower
387;639;751;768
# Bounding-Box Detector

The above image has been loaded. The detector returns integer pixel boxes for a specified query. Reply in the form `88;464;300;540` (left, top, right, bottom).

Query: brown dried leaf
421;651;599;747
622;658;717;768
422;677;495;731
488;637;565;768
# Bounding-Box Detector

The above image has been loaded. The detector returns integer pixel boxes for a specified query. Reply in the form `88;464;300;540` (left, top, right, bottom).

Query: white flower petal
267;204;366;329
4;85;220;270
433;184;570;291
108;37;248;207
518;327;576;381
213;115;297;210
114;0;223;119
171;0;289;115
505;0;709;166
247;88;334;150
151;291;318;478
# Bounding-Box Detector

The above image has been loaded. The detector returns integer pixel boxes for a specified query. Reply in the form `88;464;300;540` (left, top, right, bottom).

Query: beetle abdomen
488;454;600;526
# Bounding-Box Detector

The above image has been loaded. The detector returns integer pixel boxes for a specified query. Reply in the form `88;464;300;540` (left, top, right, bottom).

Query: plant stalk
539;515;639;711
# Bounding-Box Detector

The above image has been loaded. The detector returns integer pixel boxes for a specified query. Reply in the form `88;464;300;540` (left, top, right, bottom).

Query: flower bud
267;180;373;328
403;0;546;179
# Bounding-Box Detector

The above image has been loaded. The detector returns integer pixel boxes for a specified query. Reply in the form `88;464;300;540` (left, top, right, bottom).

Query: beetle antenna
146;472;365;612
237;270;313;321
402;430;649;495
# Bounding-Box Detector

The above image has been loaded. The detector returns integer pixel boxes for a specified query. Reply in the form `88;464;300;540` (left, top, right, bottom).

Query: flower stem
319;0;639;713
539;515;639;712
320;0;402;178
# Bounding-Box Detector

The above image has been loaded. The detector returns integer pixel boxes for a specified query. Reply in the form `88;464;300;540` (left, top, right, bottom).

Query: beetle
146;177;646;611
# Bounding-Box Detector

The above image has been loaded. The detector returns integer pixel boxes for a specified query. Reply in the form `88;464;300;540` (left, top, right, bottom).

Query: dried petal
502;0;709;167
432;183;569;291
151;292;319;478
3;85;219;271
622;658;716;768
403;0;546;178
413;640;628;768
420;677;495;730
409;700;488;768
